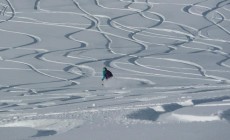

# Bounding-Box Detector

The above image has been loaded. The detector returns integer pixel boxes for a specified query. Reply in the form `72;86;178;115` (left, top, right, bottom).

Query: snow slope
0;0;230;139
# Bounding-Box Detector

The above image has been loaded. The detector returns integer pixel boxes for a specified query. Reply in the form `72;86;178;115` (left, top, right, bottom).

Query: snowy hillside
0;0;230;140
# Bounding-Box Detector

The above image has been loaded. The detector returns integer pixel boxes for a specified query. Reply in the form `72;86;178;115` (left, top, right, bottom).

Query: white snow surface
0;0;230;140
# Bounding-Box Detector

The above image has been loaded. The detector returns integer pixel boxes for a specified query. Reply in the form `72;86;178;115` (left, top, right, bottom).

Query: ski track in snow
0;0;230;139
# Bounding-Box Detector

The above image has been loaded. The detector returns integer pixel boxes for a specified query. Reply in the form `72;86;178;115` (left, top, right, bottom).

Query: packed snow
0;0;230;140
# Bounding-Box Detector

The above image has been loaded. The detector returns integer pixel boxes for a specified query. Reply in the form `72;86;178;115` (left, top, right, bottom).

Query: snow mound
126;108;159;121
0;119;84;135
219;109;230;122
171;113;220;122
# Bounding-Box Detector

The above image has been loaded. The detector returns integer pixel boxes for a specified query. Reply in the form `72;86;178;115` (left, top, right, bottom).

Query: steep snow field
0;0;230;140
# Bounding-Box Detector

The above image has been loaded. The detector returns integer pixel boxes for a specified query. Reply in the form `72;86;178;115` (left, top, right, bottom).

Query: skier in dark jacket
102;67;113;81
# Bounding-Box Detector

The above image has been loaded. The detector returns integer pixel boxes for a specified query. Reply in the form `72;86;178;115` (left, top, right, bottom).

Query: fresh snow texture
0;0;230;140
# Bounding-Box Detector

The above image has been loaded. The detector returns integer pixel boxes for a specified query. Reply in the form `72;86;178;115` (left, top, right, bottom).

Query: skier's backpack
105;70;113;79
